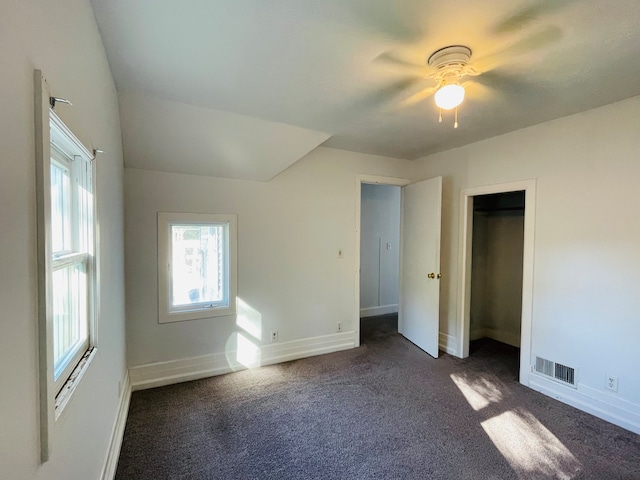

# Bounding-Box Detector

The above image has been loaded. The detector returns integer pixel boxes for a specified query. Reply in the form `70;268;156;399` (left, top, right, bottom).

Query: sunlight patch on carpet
450;372;507;411
481;408;582;479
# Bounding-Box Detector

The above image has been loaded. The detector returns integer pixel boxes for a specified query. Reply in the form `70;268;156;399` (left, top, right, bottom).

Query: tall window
158;212;237;323
37;106;96;404
35;71;98;461
49;141;94;393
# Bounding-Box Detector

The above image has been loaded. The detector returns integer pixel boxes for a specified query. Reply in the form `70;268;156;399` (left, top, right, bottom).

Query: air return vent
534;356;577;388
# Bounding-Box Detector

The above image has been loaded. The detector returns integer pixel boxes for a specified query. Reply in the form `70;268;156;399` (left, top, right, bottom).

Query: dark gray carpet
116;315;640;479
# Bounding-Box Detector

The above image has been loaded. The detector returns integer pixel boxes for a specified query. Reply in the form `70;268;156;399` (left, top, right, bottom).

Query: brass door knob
437;273;442;279
428;272;435;279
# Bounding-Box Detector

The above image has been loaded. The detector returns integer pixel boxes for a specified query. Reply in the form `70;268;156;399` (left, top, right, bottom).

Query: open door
399;176;442;358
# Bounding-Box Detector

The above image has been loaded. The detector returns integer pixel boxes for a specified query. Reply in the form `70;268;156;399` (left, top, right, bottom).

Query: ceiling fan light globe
434;84;465;110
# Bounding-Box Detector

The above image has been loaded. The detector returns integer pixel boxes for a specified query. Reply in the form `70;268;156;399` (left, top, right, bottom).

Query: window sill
54;347;96;420
159;305;236;324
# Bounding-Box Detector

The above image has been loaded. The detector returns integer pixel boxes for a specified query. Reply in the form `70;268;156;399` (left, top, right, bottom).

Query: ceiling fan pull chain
438;108;443;123
454;107;459;129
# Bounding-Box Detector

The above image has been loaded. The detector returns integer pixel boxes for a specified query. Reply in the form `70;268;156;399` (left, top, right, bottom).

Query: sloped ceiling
119;92;329;181
91;0;640;179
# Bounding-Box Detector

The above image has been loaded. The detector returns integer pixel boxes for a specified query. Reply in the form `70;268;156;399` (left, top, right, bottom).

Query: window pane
53;262;88;379
51;161;71;254
171;224;225;307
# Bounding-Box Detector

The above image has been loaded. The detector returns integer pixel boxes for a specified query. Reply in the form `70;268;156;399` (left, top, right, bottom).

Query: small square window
158;212;237;323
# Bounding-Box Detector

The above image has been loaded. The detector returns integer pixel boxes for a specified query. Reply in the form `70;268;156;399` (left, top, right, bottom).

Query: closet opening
469;190;525;378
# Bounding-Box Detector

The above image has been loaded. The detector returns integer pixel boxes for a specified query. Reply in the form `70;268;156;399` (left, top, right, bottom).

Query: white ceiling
91;0;640;179
118;91;329;181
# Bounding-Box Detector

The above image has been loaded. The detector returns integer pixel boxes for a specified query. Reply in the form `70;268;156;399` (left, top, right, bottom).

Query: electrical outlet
271;330;278;342
337;322;343;332
605;375;618;392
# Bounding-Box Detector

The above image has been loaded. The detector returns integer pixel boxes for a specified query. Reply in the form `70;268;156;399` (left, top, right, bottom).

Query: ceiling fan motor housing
428;45;472;69
428;45;474;86
428;46;472;123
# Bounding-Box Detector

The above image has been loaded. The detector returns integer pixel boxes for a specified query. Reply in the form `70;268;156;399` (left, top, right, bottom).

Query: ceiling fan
374;27;561;128
361;1;568;128
419;45;479;128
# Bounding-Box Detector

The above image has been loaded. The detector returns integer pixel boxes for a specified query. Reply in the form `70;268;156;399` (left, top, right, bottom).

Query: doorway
355;174;443;356
359;183;402;345
355;175;409;347
457;180;536;385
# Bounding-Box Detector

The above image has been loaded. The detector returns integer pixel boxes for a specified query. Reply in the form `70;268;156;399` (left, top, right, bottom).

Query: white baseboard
528;373;640;435
470;327;520;347
360;304;398;318
470;328;485;342
260;331;356;366
439;332;457;356
101;370;132;480
484;328;520;347
130;331;357;391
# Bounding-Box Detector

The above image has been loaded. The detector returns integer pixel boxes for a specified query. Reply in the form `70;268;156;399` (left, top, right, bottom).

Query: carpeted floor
116;314;640;479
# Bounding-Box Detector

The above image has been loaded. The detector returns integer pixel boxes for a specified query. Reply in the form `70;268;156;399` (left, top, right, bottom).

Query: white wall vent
534;356;577;388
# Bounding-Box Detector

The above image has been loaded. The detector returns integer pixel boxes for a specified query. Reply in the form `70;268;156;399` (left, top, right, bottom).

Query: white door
399;176;442;358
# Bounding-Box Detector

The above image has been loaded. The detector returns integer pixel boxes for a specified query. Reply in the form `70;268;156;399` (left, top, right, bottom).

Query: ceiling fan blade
319;77;422;130
463;81;498;102
348;1;426;42
397;85;438;108
473;26;563;73
373;52;426;74
349;77;424;115
492;0;575;35
473;70;536;96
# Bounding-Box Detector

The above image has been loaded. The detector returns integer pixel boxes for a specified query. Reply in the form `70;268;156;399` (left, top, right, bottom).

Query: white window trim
34;70;99;462
158;212;237;323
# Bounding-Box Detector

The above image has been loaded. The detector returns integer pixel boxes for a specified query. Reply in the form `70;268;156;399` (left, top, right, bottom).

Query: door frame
457;179;536;385
354;174;410;347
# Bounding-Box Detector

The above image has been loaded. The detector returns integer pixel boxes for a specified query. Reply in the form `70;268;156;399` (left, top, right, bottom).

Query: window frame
49;144;93;394
35;70;98;462
158;212;237;323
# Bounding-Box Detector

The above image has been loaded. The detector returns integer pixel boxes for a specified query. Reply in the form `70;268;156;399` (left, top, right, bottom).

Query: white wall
414;95;640;432
470;211;524;347
125;147;414;366
470;213;489;338
0;1;126;478
360;184;401;316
